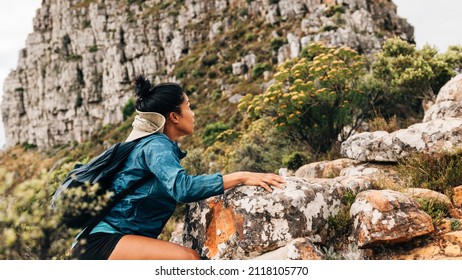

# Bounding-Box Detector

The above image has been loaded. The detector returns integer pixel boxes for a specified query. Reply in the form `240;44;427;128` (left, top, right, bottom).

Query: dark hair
133;75;185;116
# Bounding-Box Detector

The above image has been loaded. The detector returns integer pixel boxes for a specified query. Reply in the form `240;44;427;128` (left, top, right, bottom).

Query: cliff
1;0;413;148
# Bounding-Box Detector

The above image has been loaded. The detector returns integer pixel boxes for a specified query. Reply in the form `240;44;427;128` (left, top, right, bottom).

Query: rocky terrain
178;74;462;260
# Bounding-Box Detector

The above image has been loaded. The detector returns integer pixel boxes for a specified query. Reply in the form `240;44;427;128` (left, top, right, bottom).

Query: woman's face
175;93;195;136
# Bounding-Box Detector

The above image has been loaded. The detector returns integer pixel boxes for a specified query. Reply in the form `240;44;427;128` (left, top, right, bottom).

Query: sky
0;0;462;148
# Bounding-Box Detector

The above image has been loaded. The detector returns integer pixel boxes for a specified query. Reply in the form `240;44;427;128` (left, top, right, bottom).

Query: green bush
252;63;270;78
202;54;219;67
88;45;98;52
0;166;78;259
398;149;462;197
342;189;356;207
283;152;308;171
270;37;286;51
417;198;450;222
451;219;461;231
122;98;136;120
371;37;462;115
181;148;210;176
221;118;303;173
327;207;352;237
202;122;230;146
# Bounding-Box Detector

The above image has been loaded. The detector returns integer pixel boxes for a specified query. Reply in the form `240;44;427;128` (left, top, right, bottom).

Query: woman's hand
223;171;286;192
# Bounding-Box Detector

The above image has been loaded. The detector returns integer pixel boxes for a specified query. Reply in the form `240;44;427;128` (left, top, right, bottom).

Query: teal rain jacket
90;133;224;238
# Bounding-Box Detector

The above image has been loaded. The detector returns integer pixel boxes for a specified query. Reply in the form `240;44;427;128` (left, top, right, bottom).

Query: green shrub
175;67;188;79
327;207;352;237
417;198;450;222
270;37;286;51
283;152;308;171
202;122;230;146
252;63;270;78
324;5;346;17
321;25;339;32
342;189;356;207
21;142;38;150
451;219;461;231
222;118;303;173
371;37;462;116
181;148;210;175
122;98;136;120
0;166;78;259
202;54;219;67
88;45;98;52
398;149;462;197
82;20;91;29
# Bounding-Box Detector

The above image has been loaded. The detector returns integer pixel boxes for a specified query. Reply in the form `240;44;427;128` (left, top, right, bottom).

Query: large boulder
424;74;462;122
181;176;371;259
350;189;434;248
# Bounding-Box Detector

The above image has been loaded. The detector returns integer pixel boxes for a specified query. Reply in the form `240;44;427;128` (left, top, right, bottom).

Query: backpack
51;139;150;237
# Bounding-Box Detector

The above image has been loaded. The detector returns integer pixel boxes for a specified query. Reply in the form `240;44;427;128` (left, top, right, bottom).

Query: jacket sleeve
142;140;224;203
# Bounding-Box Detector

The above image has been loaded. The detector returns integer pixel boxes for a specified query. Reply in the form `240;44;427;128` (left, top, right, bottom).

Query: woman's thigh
108;234;201;260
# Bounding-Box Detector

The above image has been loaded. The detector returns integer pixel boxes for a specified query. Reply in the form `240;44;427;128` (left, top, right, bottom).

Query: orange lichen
204;200;244;258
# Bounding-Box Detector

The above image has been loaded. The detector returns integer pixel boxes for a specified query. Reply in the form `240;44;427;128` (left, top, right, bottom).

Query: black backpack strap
78;175;152;239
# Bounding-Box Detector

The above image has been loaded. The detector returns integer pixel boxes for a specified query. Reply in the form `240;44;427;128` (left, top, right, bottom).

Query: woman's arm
223;171;285;192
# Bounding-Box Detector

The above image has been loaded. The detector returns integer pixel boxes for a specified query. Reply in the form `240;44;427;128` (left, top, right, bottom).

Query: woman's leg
108;234;201;260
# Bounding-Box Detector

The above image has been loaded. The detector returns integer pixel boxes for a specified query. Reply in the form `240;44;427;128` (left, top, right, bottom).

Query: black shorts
71;232;124;260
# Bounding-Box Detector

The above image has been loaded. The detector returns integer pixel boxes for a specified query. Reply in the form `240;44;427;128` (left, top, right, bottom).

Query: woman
71;75;285;260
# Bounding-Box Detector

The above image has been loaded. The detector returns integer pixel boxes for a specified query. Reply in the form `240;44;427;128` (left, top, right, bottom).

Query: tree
371;37;462;117
239;42;368;155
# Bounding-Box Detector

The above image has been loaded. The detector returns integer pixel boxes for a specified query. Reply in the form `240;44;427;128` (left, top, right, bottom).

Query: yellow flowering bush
239;42;368;154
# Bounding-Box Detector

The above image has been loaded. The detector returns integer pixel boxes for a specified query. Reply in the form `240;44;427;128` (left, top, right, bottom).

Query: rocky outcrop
1;0;413;148
341;74;462;163
340;118;462;162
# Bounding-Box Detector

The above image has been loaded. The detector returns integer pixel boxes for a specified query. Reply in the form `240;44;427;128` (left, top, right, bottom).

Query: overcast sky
1;0;462;148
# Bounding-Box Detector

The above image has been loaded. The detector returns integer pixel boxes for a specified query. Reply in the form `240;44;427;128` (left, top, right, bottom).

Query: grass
397;148;462;197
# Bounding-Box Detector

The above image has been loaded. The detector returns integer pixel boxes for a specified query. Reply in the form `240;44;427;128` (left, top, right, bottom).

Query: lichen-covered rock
340;118;462;162
295;158;359;178
423;74;462;122
350;189;434;248
252;237;324;260
182;176;371;259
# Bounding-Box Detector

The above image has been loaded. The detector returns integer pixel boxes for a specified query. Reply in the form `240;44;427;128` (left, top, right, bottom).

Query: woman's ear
168;112;180;124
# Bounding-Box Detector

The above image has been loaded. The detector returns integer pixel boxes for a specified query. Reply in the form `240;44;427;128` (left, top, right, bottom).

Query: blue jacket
90;133;224;238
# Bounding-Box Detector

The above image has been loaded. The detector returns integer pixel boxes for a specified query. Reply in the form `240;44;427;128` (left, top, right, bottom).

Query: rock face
1;0;413;148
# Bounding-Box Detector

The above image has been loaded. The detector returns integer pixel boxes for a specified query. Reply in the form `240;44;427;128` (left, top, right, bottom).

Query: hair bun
134;75;152;99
